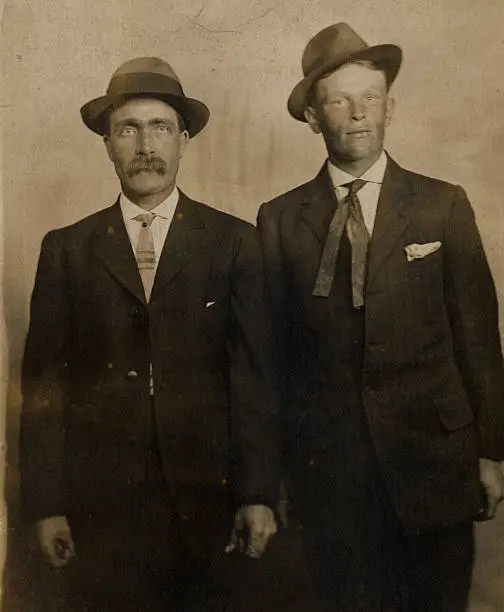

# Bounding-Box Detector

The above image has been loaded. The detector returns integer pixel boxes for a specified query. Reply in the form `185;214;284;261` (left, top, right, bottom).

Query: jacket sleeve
20;230;71;521
227;223;280;509
256;203;306;499
258;202;292;388
444;186;504;460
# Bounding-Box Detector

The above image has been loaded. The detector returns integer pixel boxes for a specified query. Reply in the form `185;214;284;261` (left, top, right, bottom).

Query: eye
118;126;136;136
365;93;380;102
328;97;347;107
155;124;173;133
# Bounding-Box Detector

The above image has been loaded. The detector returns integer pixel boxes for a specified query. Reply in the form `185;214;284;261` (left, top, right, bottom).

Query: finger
48;533;75;567
246;530;274;559
250;520;277;542
479;487;499;521
42;544;70;568
486;492;499;519
246;538;268;559
225;529;239;553
55;535;75;561
245;532;264;558
225;530;247;554
238;534;246;553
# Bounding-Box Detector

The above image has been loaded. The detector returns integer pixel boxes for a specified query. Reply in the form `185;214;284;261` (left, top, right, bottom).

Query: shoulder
265;176;321;209
403;168;460;196
259;172;325;222
41;204;118;248
180;192;254;236
387;158;470;223
390;157;463;198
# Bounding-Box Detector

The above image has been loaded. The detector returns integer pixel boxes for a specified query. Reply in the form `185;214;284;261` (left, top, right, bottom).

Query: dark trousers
61;390;227;612
304;516;473;612
298;407;474;612
63;446;187;611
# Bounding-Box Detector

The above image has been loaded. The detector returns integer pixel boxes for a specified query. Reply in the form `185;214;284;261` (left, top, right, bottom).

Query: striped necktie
134;212;156;302
312;179;369;307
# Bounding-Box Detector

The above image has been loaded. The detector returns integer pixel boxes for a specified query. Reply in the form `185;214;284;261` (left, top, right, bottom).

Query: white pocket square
404;241;442;262
205;301;216;308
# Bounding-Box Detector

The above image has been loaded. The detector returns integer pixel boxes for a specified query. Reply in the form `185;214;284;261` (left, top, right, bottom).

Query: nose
350;100;366;121
136;128;155;155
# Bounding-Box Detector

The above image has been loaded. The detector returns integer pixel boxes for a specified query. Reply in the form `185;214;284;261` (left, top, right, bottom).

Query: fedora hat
80;57;210;138
288;23;402;121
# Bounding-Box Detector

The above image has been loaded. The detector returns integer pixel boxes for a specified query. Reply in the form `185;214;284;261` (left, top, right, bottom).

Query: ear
304;105;322;134
385;95;395;127
178;129;190;160
103;135;114;162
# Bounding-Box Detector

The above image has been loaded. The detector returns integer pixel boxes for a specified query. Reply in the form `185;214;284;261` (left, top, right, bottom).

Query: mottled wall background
2;0;504;608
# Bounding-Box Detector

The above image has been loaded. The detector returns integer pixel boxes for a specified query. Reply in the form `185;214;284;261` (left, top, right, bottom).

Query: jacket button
126;370;139;380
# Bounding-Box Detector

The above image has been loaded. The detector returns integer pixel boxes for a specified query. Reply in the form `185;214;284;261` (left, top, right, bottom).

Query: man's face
104;97;188;202
305;63;393;168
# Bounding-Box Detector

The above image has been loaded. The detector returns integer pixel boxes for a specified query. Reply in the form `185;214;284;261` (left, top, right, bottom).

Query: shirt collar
327;150;388;188
120;187;180;220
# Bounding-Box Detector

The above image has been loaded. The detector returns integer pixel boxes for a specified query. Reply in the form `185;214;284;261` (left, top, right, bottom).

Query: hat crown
111;57;181;82
302;23;368;77
107;57;184;96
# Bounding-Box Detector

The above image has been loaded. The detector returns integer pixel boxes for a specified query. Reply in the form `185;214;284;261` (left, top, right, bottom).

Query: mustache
126;156;167;177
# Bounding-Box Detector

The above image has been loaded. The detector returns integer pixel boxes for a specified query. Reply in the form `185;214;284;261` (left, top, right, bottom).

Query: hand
226;504;277;559
36;515;75;568
477;458;504;521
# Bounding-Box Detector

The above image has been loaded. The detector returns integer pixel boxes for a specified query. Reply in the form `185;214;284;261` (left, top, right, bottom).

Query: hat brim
287;44;402;122
80;93;210;138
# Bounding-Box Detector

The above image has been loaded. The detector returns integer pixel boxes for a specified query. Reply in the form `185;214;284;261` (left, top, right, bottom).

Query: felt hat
80;57;210;138
288;23;402;121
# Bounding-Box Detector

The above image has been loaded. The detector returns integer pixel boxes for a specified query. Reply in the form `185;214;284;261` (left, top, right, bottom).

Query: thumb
225;510;245;554
486;487;499;519
480;482;499;521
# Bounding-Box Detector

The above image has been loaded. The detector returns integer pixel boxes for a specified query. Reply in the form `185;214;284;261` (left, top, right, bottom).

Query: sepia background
1;0;504;609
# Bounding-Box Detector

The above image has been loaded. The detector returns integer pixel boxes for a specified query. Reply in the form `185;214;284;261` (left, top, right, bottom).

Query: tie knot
344;179;367;196
134;212;155;228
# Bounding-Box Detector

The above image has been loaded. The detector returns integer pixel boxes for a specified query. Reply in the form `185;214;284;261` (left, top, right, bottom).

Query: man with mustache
20;57;278;610
258;23;504;611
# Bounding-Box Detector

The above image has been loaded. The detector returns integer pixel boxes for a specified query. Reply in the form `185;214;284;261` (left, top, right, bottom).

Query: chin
345;147;379;163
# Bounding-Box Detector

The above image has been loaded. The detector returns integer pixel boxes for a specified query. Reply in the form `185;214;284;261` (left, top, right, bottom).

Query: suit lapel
367;157;413;286
93;200;146;304
299;164;339;243
151;191;207;299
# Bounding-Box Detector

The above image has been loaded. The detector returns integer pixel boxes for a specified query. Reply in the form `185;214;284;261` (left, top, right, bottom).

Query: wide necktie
312;179;369;307
134;212;156;302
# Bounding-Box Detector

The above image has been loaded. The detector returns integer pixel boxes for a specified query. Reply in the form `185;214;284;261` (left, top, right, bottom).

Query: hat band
107;72;185;98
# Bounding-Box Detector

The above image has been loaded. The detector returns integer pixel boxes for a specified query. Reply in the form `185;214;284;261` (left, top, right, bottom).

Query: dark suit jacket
20;191;279;542
257;156;504;533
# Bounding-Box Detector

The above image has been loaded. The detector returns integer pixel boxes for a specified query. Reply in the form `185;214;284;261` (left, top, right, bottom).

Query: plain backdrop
2;0;504;609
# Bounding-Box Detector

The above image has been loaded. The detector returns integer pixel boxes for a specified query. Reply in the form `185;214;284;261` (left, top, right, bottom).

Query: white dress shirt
327;151;388;236
119;187;179;269
119;189;179;395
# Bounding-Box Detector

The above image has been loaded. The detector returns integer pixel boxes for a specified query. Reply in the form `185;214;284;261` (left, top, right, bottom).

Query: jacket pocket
435;399;474;432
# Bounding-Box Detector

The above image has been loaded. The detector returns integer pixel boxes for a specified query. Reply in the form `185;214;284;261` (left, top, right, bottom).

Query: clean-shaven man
258;23;504;611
